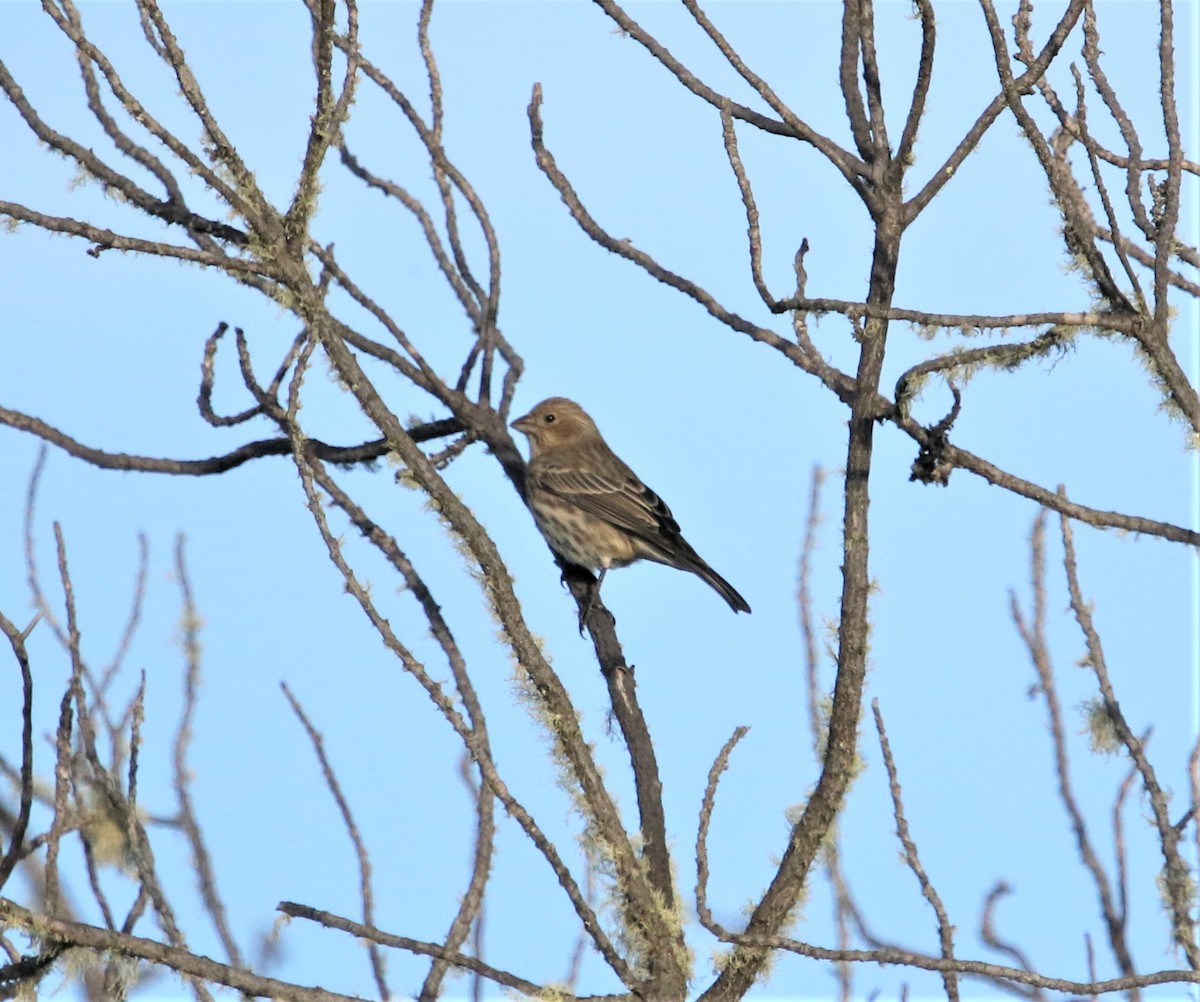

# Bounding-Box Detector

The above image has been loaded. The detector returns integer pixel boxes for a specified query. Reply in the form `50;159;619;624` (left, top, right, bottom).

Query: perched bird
511;397;751;614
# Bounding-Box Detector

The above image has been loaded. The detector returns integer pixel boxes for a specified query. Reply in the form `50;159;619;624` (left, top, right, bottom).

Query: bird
510;397;751;614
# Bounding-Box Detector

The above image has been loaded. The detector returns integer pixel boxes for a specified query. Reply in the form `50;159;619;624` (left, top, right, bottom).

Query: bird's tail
690;559;752;614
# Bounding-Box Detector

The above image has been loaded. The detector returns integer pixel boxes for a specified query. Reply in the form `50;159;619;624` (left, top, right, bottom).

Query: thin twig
281;683;387;1001
695;726;751;932
172;537;242;968
279;901;633;1000
979;883;1043;999
0;612;40;889
871;700;959;1001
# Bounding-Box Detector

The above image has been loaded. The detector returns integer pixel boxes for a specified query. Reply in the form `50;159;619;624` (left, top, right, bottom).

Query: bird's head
511;397;600;453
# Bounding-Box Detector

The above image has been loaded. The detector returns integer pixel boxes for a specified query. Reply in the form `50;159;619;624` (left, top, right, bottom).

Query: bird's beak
510;413;533;435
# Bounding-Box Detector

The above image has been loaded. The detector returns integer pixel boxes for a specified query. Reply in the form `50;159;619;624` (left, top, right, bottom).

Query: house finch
511;397;751;614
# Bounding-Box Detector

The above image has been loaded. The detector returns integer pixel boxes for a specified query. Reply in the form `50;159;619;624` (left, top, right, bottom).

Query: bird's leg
576;569;607;633
557;561;601;634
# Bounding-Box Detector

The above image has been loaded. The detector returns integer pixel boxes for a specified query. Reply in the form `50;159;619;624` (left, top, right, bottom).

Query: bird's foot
558;563;604;635
576;582;600;634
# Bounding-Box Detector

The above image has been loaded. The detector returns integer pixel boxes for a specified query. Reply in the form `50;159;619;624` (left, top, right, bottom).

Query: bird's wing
533;463;681;544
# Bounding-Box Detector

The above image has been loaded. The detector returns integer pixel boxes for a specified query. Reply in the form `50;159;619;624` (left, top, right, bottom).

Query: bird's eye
543;413;556;424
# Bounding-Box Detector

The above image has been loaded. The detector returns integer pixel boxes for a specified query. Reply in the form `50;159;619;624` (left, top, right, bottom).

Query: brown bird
511;397;751;614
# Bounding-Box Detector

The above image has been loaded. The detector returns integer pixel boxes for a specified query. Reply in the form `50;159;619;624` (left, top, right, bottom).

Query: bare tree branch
0;898;365;1002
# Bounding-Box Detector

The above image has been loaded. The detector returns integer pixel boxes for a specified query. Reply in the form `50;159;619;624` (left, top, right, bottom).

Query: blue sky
1;1;1198;999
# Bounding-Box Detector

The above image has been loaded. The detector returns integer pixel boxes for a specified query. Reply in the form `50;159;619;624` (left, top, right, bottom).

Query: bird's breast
531;495;639;570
